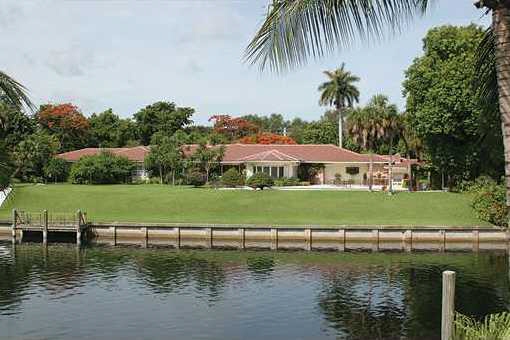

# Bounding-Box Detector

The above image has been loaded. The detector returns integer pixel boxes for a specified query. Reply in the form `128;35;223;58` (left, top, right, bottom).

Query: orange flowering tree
36;103;90;151
238;132;296;145
209;115;259;141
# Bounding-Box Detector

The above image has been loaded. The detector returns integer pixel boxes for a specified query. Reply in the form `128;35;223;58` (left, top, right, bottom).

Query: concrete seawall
2;221;506;251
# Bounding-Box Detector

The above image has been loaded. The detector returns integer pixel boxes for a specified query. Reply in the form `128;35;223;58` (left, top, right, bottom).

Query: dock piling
11;209;17;244
43;210;48;244
270;228;278;250
239;228;245;250
304;229;312;251
441;271;456;340
338;229;345;251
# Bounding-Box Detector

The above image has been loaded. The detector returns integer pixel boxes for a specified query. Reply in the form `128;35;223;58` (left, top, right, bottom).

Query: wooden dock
11;209;89;245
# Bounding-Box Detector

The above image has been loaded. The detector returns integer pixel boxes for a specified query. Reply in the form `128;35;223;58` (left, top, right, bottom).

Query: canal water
0;243;509;340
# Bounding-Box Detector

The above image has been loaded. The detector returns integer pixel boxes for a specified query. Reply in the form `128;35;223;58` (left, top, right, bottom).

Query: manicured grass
0;183;489;226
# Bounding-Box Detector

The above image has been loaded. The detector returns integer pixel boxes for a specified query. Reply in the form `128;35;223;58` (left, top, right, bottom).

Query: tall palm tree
246;0;510;220
318;64;360;148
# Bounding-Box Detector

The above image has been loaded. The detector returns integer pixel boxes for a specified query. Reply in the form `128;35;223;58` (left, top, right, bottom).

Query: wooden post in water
42;210;48;245
11;209;16;244
76;210;82;246
441;270;456;340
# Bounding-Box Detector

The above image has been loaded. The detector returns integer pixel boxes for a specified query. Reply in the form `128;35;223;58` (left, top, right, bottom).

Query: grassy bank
0;184;488;226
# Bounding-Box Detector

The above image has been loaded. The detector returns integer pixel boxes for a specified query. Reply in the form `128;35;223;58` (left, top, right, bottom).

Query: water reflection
0;243;509;340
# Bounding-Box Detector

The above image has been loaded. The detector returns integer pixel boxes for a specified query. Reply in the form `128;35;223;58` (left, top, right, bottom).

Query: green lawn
0;183;489;226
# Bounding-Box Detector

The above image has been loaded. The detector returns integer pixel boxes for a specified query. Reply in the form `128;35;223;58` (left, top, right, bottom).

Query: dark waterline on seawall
0;243;509;340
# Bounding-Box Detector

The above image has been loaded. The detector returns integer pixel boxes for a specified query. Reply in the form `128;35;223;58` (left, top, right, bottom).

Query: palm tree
373;95;402;193
318;64;360;148
0;72;33;110
0;71;33;189
347;103;384;191
246;0;510;220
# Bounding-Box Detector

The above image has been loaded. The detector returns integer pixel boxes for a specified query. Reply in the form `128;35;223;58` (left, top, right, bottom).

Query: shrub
221;168;244;187
333;173;342;185
69;152;135;184
471;181;507;227
43;157;69;183
456;175;496;193
452;312;510;340
274;177;300;187
246;172;274;190
186;169;206;187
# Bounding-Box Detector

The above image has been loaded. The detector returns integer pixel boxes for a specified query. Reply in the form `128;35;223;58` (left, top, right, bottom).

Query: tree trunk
369;152;373;191
205;167;210;183
336;101;344;148
493;5;510;224
388;137;393;194
159;165;163;184
172;170;175;186
407;152;413;192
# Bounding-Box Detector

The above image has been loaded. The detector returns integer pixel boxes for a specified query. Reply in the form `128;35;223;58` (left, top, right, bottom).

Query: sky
0;1;491;125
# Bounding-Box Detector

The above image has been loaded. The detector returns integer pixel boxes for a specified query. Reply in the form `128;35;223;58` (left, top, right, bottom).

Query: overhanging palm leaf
474;27;498;115
245;0;434;72
0;71;34;110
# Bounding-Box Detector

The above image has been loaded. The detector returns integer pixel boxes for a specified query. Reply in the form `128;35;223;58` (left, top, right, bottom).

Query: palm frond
474;27;498;115
245;0;434;72
0;71;34;111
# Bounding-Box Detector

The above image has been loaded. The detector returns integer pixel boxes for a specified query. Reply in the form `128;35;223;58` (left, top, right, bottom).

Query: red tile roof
56;146;150;163
218;144;387;163
57;144;390;164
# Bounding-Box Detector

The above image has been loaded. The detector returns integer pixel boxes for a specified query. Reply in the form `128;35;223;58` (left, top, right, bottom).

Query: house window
346;167;360;175
253;166;285;178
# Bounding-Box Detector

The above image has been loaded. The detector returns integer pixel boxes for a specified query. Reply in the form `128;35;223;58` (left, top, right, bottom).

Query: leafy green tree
12;131;60;181
241;113;289;134
0;102;36;150
403;25;503;186
191;143;225;183
43;157;69;183
134;101;194;145
318;64;360;148
145;133;185;185
302;119;338;145
287;117;308;144
89;109;138;147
